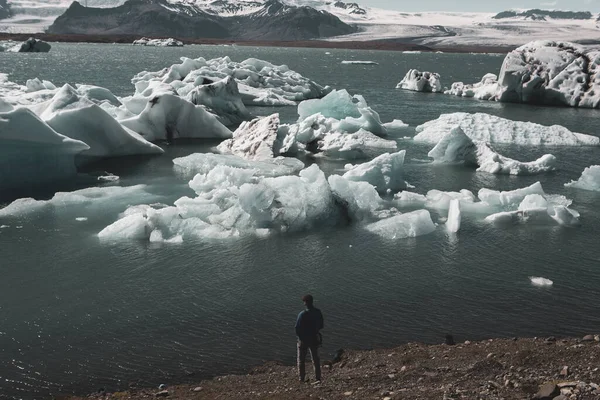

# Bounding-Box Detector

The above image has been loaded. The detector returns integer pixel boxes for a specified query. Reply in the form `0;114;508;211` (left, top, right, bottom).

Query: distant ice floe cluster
1;45;599;245
398;41;600;108
0;37;51;53
132;37;184;47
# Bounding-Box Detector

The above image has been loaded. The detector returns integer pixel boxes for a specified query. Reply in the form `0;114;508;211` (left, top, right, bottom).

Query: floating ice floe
444;73;498;100
341;61;379;65
530;277;554;287
397;69;443;93
427;126;557;175
343;150;409;193
0;185;157;218
365;210;436;240
174;152;305;178
133;38;184;47
217;114;285;160
396;181;580;227
415;112;599;146
0;108;89;191
130;56;331;107
565;165;600;192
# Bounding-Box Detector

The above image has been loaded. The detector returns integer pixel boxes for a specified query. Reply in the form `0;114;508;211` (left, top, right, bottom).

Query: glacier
415;112;599;146
565;165;600;192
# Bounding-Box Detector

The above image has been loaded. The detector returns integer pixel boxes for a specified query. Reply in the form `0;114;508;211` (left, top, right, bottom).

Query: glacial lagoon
1;43;600;398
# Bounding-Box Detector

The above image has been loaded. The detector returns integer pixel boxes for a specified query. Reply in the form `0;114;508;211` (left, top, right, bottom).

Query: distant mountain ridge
47;0;357;40
493;9;594;21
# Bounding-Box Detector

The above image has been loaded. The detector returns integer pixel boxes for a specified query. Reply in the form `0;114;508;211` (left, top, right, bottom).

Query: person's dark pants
297;340;321;381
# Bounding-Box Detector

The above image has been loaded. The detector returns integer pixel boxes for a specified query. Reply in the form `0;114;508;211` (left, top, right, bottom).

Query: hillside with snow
1;0;600;47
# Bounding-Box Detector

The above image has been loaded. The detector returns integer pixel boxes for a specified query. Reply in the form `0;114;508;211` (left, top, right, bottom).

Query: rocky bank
68;335;600;400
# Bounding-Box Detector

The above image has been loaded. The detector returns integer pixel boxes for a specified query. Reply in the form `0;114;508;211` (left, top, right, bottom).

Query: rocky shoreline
0;33;514;53
68;335;600;400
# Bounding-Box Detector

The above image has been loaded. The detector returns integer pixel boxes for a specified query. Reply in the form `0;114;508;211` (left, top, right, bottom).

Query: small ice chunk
75;217;88;222
98;173;120;182
479;182;546;208
530;277;553;287
446;199;461;233
565;165;600;191
341;61;379;65
0;225;9;228
397;69;443;93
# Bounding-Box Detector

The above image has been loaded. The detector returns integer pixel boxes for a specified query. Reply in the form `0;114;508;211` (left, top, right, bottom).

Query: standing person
295;294;324;383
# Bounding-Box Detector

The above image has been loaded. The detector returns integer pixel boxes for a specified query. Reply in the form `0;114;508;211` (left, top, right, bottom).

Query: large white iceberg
427;126;558;175
497;41;600;108
443;41;600;108
565;165;600;191
415;112;599;146
130;56;331;107
217;114;287;160
0;108;89;191
342;150;408;193
31;84;163;157
397;69;443;93
99;164;342;241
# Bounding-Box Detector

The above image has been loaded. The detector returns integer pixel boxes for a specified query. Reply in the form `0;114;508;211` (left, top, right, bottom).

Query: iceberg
342;150;408;193
173;153;304;178
565;165;600;191
444;73;498;100
130;56;331;107
99;164;343;241
133;37;184;47
317;129;397;160
120;93;232;142
427;126;558;175
0;108;89;191
446;199;461;233
397;69;443;93
327;175;383;222
479;182;546;208
415;112;599;146
217;114;287;160
364;210;436;239
185;76;251;126
32;85;163;157
497;41;600;108
6;37;51;53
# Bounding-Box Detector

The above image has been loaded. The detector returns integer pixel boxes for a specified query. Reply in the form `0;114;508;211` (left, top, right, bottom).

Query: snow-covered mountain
2;0;600;47
46;0;357;40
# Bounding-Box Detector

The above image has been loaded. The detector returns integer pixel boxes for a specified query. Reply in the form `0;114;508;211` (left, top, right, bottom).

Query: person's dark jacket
295;307;324;344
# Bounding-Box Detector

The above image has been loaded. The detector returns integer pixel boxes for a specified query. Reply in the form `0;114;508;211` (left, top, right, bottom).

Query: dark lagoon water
1;43;600;399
